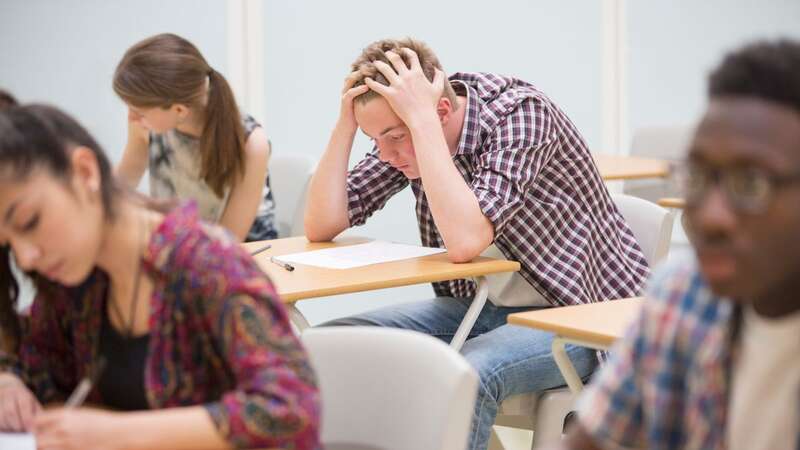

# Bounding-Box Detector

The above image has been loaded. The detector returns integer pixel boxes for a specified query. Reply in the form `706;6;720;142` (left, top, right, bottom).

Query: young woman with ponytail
114;33;277;242
0;105;319;449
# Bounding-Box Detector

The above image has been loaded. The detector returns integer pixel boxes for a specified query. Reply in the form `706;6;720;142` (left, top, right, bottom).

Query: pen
65;356;107;408
270;256;295;272
250;243;272;256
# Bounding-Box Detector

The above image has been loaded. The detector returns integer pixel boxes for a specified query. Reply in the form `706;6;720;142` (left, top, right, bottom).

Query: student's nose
687;186;737;237
10;238;41;272
377;144;396;164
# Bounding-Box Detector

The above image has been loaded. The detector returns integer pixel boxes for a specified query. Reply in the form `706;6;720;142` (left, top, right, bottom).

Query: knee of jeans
467;359;506;401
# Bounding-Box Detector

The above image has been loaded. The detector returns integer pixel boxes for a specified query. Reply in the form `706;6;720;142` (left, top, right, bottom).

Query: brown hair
113;33;245;197
350;37;458;108
0;104;122;352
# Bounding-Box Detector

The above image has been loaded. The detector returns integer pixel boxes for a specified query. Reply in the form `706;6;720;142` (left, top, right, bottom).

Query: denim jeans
319;297;598;450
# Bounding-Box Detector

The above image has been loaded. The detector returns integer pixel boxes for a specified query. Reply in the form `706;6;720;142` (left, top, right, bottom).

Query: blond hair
350;37;458;108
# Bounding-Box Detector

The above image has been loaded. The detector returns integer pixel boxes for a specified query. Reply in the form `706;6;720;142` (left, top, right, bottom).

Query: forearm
305;122;354;241
218;205;255;242
411;117;493;262
115;158;147;189
116;407;231;450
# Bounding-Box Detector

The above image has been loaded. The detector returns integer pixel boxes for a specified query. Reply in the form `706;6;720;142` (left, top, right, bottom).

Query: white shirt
728;306;800;450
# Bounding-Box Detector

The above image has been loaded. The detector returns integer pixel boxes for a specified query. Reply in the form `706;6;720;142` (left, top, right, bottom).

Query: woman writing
0;104;319;449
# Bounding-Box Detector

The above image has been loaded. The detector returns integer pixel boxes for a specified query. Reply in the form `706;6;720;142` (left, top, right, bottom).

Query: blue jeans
319;297;598;450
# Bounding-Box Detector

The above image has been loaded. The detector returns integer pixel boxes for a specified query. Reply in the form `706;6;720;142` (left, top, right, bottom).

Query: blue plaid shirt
577;256;800;449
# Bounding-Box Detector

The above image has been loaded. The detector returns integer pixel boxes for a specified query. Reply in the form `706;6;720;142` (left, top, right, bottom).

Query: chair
302;327;478;450
623;125;693;203
492;195;674;449
269;153;316;237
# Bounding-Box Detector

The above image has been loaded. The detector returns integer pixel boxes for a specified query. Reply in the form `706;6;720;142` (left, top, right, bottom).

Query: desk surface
507;297;643;347
594;153;671;181
244;236;520;303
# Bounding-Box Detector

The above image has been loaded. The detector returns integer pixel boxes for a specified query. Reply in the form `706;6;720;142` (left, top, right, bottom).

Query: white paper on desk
276;241;446;269
0;432;35;450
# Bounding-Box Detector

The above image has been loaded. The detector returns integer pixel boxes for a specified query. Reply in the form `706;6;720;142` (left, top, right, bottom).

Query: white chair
492;195;674;449
269;153;316;237
623;125;693;203
302;327;478;450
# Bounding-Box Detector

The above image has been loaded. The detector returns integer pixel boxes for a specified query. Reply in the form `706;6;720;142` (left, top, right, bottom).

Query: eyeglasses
675;161;800;213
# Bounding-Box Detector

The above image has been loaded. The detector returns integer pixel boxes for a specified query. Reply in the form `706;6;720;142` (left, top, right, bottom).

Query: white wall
626;0;800;145
0;0;228;164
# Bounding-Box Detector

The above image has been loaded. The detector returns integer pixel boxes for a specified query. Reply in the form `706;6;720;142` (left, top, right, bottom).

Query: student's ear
437;97;452;125
172;104;190;123
70;147;102;201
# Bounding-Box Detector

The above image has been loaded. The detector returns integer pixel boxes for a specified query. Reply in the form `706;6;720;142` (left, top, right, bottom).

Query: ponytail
200;70;246;197
113;34;247;198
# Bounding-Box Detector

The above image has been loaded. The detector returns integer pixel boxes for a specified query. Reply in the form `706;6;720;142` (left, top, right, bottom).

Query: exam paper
0;433;35;450
276;241;446;269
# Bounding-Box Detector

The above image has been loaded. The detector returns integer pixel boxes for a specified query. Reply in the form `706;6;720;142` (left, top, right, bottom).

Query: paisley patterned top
0;203;319;449
149;114;278;241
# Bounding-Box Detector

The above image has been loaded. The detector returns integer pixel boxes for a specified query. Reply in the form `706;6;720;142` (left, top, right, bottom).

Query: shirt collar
452;79;482;156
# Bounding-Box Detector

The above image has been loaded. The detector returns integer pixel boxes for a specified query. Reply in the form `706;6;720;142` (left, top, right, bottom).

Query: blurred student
562;39;800;450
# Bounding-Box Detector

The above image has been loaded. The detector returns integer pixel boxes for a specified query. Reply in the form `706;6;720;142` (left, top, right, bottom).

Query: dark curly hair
709;39;800;114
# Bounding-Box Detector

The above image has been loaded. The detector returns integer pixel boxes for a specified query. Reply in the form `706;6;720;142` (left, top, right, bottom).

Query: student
305;37;650;450
0;105;319;449
562;39;800;450
114;33;277;242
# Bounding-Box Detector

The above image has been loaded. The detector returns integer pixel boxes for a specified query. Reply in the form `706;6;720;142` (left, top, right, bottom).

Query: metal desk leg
450;276;489;352
552;336;586;394
288;303;311;335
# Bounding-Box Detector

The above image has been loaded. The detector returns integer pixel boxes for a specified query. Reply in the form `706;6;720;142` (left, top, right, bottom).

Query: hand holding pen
65;356;107;408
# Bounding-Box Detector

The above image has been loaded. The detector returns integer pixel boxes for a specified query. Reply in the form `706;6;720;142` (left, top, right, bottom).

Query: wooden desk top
657;197;686;209
507;297;644;347
243;236;520;303
594;153;672;181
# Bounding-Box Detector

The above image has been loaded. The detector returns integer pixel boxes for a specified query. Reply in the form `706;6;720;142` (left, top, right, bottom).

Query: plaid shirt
346;72;649;306
575;256;800;450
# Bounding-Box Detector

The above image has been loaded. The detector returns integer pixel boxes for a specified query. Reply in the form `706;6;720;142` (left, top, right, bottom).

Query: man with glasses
560;39;800;450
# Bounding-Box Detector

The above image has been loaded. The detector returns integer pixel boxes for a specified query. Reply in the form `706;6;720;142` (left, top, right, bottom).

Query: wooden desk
594;153;672;181
243;236;520;350
507;297;643;393
657;197;686;209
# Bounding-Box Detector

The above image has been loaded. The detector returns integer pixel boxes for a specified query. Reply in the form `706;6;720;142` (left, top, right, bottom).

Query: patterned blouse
0;203;319;449
149;114;278;241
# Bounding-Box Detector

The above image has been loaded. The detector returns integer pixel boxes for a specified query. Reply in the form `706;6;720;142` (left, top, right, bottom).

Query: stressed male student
304;37;649;450
561;39;800;450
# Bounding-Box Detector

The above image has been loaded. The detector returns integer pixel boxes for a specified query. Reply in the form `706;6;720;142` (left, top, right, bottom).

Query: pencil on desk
250;244;272;256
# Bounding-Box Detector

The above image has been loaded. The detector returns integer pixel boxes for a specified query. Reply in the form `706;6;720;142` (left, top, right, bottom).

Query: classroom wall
627;0;800;136
2;0;799;322
0;0;228;166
